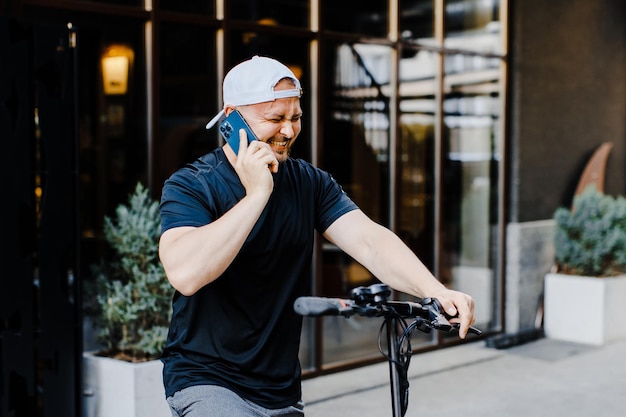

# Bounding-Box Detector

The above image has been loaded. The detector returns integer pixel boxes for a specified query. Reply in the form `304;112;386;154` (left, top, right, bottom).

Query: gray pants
167;385;305;417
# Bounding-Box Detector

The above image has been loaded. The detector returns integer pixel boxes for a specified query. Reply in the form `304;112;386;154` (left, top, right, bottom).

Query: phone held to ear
218;110;258;155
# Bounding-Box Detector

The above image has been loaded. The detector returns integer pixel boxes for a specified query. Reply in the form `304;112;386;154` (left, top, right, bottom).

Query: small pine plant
95;183;172;361
553;186;626;277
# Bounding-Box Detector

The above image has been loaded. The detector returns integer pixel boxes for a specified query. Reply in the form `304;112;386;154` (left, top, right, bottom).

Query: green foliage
553;186;626;277
94;183;172;361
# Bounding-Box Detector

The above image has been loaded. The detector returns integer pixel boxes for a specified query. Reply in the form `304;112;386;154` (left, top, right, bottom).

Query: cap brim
205;110;225;129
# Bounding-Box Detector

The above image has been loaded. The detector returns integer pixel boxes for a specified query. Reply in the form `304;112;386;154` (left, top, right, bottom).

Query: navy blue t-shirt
159;148;358;408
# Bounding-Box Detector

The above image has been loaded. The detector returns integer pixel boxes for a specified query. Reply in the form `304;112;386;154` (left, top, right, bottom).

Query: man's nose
280;121;295;138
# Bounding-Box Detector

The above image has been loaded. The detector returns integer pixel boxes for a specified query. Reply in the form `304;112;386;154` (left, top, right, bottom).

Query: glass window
49;14;149;353
319;42;393;364
73;0;143;6
440;52;503;332
400;0;435;45
227;0;309;27
75;19;147;247
157;23;217;188
445;0;502;54
322;42;392;223
397;46;439;347
160;0;214;15
322;0;388;37
398;48;437;274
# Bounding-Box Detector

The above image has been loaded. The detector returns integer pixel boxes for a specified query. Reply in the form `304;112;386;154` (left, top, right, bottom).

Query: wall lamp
101;44;134;95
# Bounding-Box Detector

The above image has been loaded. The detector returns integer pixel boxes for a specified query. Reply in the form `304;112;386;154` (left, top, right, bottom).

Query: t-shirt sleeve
160;170;213;234
314;169;359;233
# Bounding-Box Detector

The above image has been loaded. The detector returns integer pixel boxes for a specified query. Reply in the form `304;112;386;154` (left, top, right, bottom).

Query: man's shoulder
169;149;228;179
189;148;226;170
163;149;234;197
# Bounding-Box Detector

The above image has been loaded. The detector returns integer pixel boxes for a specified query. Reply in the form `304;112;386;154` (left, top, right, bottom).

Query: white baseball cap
205;56;303;129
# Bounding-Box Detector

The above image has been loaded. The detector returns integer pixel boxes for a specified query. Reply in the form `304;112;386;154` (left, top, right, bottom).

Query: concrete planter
82;352;170;417
544;273;626;345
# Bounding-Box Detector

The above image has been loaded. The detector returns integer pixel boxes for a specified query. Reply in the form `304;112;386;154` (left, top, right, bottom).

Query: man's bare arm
159;132;277;296
323;209;476;338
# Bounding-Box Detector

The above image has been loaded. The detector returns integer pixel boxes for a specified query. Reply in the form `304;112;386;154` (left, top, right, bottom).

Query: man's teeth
271;140;288;146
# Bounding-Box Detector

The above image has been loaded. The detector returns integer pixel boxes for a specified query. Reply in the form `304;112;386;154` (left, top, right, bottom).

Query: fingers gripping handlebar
293;283;481;336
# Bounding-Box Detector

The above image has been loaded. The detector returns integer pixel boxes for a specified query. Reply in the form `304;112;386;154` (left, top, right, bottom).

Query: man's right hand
234;128;278;199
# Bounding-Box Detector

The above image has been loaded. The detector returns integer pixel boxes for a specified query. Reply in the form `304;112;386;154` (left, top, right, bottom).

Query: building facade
1;0;624;416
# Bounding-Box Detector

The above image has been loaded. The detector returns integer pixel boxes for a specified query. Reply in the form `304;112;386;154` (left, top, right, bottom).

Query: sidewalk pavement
302;336;626;417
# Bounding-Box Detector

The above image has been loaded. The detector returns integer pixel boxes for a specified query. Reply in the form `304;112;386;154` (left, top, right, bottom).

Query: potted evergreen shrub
544;186;626;345
82;183;172;417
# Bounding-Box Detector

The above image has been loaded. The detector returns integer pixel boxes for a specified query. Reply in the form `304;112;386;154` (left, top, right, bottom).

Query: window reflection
445;0;502;54
157;23;217;188
398;48;437;276
397;48;439;347
227;0;308;27
400;0;435;43
319;42;393;364
441;53;502;330
77;23;146;247
323;43;391;220
74;0;142;6
160;0;214;14
322;0;388;37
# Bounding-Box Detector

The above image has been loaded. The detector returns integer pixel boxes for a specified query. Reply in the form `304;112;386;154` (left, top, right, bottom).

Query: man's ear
224;106;236;117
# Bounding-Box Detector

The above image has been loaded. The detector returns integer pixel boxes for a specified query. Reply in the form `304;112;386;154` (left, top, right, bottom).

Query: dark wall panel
508;0;626;222
0;17;80;417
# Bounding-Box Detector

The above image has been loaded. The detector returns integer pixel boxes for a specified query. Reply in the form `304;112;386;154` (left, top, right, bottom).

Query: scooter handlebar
293;297;355;317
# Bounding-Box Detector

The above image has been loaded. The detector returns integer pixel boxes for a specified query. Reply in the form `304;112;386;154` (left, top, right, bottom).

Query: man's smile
268;139;289;149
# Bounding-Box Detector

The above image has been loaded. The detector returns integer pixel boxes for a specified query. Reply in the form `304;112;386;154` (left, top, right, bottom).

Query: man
159;56;476;417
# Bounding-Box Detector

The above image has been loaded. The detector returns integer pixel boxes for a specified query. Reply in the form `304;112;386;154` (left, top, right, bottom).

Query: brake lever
421;298;482;336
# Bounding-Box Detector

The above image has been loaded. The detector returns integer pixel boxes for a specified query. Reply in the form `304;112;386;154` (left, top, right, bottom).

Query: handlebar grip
293;297;352;317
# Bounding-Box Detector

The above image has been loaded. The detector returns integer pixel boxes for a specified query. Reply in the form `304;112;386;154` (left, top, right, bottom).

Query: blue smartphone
218;110;258;155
